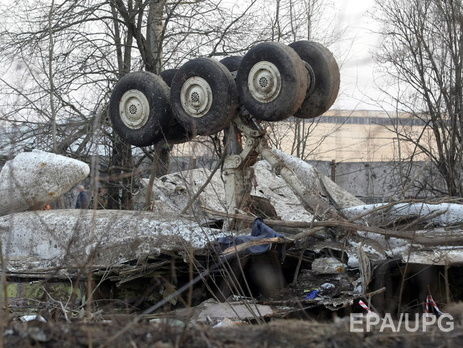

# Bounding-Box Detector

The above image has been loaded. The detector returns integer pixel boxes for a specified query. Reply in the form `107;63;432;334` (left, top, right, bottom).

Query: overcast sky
1;0;387;112
328;0;385;111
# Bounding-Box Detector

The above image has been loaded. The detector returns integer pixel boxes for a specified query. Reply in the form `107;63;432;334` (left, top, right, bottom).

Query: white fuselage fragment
0;150;90;216
0;210;226;272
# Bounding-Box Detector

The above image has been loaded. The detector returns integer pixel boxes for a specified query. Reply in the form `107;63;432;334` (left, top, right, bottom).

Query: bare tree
264;0;340;44
0;0;263;209
376;0;463;197
262;0;343;161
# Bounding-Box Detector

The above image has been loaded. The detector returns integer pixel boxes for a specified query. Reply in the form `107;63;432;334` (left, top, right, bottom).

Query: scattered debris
138;154;364;224
312;257;347;275
321;283;335;290
169;299;274;325
216;218;284;255
4;318;463;346
4;148;463;345
304;289;320;300
212;318;246;328
149;318;186;328
19;315;47;323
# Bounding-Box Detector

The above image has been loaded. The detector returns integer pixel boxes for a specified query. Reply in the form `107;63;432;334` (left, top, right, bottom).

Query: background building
171;110;440;202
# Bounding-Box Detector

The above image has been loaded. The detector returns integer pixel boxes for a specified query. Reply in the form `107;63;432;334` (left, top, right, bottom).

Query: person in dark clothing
75;185;90;209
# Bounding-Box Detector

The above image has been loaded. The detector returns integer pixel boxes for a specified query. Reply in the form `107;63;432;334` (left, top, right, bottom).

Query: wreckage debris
265;149;364;209
2;147;463;336
169;298;274;325
217;218;284;255
312;257;346;275
139;150;365;225
3;33;463;345
0;150;89;216
19;315;47;323
0;209;227;272
344;202;463;227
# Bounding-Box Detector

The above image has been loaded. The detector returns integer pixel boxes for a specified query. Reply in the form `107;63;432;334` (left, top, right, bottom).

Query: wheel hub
248;61;282;103
119;89;150;129
180;77;213;118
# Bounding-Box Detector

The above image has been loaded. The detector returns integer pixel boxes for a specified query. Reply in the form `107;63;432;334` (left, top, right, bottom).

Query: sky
0;0;387;112
327;0;385;111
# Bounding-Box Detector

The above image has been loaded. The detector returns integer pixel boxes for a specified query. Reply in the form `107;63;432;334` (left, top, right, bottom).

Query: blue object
304;290;320;300
216;218;284;255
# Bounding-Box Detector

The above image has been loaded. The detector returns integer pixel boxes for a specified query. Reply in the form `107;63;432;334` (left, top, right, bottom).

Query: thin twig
180;156;224;215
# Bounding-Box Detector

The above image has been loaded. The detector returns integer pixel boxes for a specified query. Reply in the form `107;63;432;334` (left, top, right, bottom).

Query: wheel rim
248;61;282;103
180;77;213;118
119;89;150;129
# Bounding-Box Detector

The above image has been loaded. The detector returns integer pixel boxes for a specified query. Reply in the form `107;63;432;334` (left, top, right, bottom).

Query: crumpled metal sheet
403;247;463;265
0;209;226;272
0;150;89;216
343;202;463;227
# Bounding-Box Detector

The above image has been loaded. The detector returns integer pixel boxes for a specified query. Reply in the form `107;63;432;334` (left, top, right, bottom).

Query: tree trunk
144;0;170;210
107;133;134;210
107;4;135;210
144;141;171;209
146;0;166;74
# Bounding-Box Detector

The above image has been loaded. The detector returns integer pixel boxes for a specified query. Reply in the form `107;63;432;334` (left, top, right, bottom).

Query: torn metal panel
355;226;463;265
265;149;364;209
343;202;463;227
403;247;463;265
138;161;317;223
172;299;274;323
139;167;227;218
0;210;226;272
251;161;313;222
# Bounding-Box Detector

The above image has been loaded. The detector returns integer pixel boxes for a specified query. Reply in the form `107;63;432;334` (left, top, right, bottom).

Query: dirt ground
3;317;463;348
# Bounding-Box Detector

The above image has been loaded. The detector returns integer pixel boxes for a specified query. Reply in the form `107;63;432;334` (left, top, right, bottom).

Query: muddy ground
3;317;462;347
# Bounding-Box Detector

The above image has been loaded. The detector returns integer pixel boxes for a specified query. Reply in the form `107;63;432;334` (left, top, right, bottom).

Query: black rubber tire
289;41;340;119
236;42;308;121
159;118;192;145
109;71;171;147
220;56;243;76
160;68;177;87
156;68;192;144
170;58;239;136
